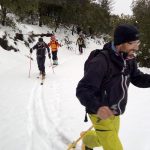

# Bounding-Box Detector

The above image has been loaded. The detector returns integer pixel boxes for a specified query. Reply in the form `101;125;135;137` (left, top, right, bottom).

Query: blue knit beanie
114;24;139;46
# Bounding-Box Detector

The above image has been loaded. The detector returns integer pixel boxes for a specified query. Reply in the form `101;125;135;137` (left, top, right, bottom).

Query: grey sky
112;0;133;15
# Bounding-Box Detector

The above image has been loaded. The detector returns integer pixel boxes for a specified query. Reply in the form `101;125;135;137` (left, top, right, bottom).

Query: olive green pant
82;114;123;150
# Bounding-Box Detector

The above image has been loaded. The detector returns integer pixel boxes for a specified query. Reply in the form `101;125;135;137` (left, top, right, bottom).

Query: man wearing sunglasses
76;24;150;150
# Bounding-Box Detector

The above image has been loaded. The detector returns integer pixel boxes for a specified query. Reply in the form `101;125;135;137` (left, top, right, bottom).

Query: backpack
77;37;84;46
36;42;46;57
84;49;110;75
48;40;60;51
83;49;111;122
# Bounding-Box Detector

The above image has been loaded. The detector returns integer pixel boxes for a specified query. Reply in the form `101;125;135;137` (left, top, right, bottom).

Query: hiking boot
41;72;46;79
53;60;58;65
42;74;45;80
39;71;42;75
43;72;46;76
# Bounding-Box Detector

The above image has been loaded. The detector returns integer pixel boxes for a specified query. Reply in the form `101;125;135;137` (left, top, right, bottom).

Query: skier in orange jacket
48;35;61;65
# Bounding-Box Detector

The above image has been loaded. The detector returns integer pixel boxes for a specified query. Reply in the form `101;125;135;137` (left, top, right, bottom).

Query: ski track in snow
27;80;66;150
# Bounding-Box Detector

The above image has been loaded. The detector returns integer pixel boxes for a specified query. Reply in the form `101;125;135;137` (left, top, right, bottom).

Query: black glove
48;53;51;59
30;48;32;54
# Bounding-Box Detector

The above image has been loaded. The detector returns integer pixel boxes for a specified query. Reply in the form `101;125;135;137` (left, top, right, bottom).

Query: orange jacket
48;40;60;52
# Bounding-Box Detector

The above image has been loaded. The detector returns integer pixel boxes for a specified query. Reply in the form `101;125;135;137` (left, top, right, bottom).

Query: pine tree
0;0;12;26
132;0;150;67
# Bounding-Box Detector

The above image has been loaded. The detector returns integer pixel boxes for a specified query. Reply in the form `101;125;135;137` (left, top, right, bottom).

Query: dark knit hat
114;24;139;45
38;37;43;42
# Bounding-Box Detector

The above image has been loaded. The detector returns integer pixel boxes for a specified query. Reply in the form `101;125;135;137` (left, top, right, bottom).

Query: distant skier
30;37;51;78
48;35;61;65
76;35;85;54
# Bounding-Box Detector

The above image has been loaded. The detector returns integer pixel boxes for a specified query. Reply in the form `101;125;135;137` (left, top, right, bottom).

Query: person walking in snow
76;35;85;54
76;24;150;150
48;35;61;65
30;37;51;78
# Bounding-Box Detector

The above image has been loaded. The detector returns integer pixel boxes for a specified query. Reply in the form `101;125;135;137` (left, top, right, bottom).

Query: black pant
79;45;83;53
37;56;46;74
52;51;58;60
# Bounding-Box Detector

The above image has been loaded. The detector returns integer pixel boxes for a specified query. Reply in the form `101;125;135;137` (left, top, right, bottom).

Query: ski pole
67;125;93;150
25;54;34;61
75;44;77;54
18;50;34;61
28;53;32;78
50;59;55;74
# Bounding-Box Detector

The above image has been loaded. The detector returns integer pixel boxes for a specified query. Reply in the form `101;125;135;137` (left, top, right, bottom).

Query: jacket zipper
117;60;128;114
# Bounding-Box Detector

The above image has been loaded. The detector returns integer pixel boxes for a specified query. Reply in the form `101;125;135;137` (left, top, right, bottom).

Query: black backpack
36;42;46;57
83;49;111;122
84;49;110;75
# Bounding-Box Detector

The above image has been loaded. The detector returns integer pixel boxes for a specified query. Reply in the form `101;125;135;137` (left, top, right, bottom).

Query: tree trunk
72;25;75;35
39;17;42;27
54;19;59;32
1;5;7;26
39;13;43;27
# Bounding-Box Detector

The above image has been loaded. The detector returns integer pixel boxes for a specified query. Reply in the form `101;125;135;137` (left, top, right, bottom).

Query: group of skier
30;34;85;79
30;35;61;79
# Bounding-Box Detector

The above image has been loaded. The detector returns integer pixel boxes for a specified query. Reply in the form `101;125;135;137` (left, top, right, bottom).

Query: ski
67;126;93;150
49;64;58;68
52;65;58;68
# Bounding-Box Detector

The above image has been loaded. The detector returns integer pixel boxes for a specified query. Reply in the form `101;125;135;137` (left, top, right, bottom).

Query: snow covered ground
0;24;150;150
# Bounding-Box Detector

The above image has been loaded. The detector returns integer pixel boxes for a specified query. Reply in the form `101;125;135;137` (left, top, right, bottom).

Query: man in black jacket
30;37;51;78
76;24;150;150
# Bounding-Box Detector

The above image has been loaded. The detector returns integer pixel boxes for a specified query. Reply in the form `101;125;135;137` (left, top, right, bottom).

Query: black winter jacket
33;41;50;57
76;42;150;115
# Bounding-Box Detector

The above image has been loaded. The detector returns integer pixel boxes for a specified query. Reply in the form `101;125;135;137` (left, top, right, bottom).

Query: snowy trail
27;78;68;149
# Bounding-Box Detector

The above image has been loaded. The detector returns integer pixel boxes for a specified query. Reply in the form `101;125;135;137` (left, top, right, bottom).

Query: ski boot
53;60;58;65
42;72;46;80
39;71;42;75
